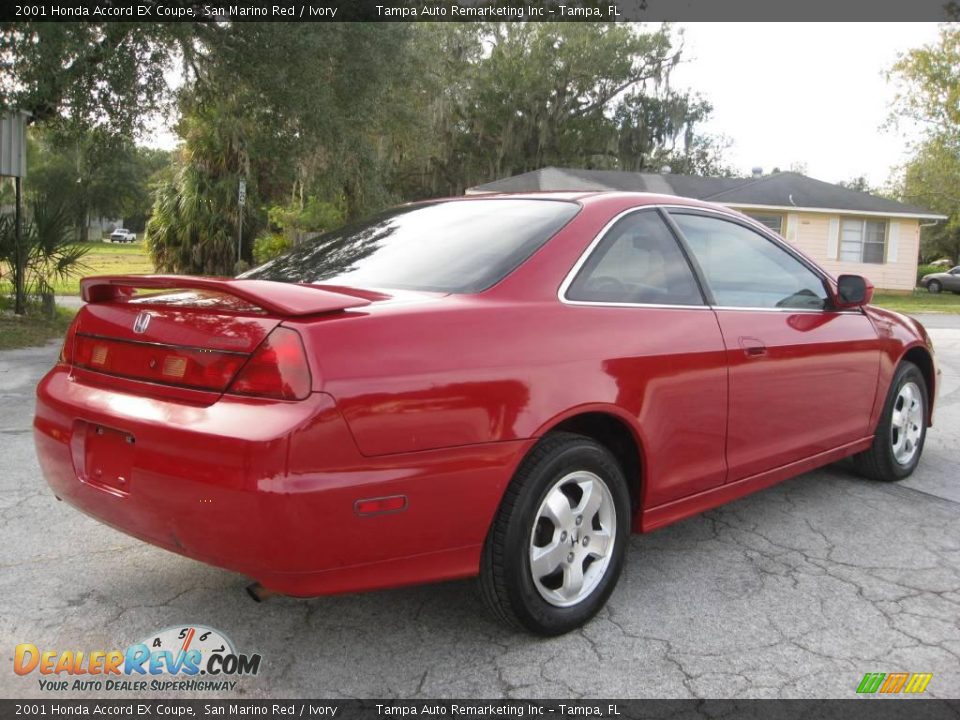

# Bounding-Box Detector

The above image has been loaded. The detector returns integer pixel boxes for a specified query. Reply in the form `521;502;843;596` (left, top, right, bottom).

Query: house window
840;219;886;264
746;213;784;234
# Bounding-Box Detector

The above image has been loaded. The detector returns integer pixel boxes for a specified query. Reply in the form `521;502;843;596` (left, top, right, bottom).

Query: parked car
109;228;137;243
919;266;960;294
34;193;938;635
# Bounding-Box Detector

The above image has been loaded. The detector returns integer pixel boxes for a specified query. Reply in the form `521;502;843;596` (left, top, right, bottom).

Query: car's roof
461;191;599;201
458;190;730;213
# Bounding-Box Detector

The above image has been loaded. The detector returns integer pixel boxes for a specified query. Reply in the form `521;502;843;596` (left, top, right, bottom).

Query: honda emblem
133;311;152;334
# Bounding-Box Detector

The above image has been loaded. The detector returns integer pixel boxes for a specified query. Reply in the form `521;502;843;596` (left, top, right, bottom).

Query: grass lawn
0;239;152;350
0;239;155;297
0;297;76;351
870;290;960;315
53;239;155;295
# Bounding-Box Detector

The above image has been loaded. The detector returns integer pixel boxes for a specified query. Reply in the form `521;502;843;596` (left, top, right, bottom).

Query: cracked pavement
2;314;958;699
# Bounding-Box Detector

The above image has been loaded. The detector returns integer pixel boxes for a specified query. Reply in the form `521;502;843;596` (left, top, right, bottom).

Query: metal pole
237;203;243;267
13;175;24;315
236;178;245;270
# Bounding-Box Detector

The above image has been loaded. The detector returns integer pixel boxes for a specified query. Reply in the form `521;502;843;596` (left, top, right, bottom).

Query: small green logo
856;672;932;694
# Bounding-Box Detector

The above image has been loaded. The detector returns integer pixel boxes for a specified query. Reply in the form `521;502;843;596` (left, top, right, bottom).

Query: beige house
466;168;947;292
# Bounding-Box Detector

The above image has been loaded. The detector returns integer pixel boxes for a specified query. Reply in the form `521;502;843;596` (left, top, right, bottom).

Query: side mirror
834;274;873;309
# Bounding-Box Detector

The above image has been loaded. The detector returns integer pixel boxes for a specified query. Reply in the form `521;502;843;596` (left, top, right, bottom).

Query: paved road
2;316;959;700
55;295;84;310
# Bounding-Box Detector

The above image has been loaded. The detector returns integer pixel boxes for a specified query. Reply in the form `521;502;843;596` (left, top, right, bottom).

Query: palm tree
146;102;258;276
0;196;89;316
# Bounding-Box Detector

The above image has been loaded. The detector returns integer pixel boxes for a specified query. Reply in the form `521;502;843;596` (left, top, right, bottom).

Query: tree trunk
79;204;90;244
41;292;56;319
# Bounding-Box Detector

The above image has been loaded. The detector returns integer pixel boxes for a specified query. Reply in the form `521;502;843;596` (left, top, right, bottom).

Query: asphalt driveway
2;314;958;699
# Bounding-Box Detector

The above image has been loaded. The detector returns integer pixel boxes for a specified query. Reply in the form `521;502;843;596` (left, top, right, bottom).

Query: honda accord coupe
34;192;938;635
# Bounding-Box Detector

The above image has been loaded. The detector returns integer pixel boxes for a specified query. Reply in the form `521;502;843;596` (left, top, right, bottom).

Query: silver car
920;266;960;294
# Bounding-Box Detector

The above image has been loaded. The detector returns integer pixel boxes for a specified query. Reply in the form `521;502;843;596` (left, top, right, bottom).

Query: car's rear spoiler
80;275;372;316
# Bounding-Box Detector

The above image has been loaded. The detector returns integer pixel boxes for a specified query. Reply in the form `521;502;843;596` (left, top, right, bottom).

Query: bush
0;196;89;315
252;233;291;265
917;263;942;286
250;197;343;268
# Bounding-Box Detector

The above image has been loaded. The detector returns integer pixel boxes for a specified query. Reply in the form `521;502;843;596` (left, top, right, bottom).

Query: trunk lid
68;275;371;402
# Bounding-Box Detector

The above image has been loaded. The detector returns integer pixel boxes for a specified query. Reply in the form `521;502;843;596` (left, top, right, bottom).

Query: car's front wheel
853;361;928;482
480;432;630;635
927;280;942;294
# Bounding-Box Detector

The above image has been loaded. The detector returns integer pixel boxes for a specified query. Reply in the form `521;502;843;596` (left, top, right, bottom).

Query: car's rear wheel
927;280;942;294
480;432;630;635
852;361;928;482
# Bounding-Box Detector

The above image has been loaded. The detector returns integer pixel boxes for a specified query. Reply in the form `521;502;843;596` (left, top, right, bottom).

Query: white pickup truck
109;228;137;243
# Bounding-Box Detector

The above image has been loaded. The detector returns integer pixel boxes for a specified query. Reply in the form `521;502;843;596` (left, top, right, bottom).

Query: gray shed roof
466;167;945;219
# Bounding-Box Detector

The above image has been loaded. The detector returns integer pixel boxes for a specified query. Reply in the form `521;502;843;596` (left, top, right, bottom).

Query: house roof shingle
466;167;946;219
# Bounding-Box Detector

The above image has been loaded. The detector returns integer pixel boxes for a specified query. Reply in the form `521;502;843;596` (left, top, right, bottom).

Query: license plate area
79;422;135;496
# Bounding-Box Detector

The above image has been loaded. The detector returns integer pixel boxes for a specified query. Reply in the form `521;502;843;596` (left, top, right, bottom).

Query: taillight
73;334;248;391
227;327;312;401
59;318;79;364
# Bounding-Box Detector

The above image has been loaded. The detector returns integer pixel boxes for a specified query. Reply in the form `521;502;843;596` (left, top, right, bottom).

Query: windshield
241;199;579;293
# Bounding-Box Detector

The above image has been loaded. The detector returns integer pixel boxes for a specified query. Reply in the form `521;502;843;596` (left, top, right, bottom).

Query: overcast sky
146;22;941;188
670;22;942;187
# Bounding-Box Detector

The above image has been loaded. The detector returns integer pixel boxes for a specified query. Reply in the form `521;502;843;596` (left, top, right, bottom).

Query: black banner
2;700;960;719
4;0;959;22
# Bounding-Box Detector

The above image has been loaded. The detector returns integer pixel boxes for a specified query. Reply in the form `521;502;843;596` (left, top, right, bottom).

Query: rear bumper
34;366;528;596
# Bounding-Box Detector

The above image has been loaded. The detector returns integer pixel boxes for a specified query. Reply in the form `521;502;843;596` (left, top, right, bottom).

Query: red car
34;192;938;635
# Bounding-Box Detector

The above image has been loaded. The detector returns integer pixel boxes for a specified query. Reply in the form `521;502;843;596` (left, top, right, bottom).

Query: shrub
251;197;343;267
0;196;89;316
252;233;291;265
916;263;942;286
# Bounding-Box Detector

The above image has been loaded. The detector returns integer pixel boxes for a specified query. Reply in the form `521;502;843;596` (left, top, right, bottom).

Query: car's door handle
738;336;768;358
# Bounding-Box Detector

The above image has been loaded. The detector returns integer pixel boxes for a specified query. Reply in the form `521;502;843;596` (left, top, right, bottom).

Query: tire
852;361;928;482
927;280;941;294
480;432;631;635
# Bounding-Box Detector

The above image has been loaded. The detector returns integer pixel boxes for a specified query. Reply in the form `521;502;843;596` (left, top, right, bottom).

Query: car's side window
565;210;704;306
670;212;830;310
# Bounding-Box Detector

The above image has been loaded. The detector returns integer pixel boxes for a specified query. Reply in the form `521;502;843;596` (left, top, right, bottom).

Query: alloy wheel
891;381;924;466
528;471;617;607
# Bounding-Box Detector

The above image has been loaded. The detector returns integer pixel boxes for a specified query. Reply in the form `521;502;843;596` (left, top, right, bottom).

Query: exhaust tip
245;582;275;603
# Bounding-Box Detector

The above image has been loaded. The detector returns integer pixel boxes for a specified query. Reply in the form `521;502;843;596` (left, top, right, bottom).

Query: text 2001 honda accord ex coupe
34;192;938;635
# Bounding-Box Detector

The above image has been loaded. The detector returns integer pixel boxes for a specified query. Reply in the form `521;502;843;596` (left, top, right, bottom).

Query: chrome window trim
558;203;854;314
558;206;709;310
560;299;715;311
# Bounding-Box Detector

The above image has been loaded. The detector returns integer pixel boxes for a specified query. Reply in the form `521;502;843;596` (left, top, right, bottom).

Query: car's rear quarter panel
296;196;732;511
35;365;526;595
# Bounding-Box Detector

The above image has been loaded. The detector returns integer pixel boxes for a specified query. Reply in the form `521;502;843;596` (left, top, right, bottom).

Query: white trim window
840;218;886;264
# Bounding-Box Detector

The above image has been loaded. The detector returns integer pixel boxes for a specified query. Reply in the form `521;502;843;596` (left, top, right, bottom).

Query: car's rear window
241;199;579;293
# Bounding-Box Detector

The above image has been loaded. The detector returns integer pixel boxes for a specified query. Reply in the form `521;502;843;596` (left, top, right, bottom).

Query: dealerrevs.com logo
14;625;262;692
